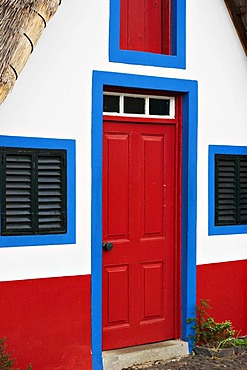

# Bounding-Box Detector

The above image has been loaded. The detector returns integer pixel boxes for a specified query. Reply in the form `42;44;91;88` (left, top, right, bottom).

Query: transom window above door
103;93;175;118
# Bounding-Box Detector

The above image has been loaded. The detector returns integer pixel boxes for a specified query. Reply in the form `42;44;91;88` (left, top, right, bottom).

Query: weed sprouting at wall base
186;299;236;348
0;337;32;370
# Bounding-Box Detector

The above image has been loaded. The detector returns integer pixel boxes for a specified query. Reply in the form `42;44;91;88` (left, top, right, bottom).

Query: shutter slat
38;204;61;210
6;216;32;223
7;210;31;215
38;191;61;196
6;224;32;230
38;178;61;183
38;184;61;189
39;223;63;229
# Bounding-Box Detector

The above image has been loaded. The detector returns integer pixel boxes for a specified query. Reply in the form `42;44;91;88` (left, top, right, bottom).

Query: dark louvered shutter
2;152;33;234
215;154;247;226
37;152;67;233
1;148;67;235
239;156;247;224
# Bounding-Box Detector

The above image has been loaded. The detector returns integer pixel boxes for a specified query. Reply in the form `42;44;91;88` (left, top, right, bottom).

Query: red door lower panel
102;120;178;350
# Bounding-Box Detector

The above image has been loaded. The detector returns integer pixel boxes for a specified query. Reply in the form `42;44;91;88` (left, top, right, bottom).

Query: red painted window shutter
120;0;171;55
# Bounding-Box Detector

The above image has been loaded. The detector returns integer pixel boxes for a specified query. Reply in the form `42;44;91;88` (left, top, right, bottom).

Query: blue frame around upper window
109;0;186;69
0;135;76;247
208;145;247;236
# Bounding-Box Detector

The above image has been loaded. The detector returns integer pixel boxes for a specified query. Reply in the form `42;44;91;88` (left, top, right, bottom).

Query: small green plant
0;337;32;370
0;337;15;370
217;335;247;350
187;299;236;348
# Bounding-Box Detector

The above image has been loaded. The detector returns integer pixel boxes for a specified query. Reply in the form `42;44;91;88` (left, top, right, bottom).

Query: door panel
104;133;130;239
103;120;177;350
120;0;171;54
106;265;130;326
141;262;164;320
141;134;164;236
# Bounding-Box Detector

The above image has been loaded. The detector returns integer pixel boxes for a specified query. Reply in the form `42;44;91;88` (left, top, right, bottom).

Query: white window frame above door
103;92;176;118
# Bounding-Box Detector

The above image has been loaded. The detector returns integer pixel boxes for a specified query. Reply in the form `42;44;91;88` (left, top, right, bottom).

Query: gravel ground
122;352;247;370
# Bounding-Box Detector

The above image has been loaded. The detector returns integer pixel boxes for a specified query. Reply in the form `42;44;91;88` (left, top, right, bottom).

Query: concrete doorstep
102;340;189;370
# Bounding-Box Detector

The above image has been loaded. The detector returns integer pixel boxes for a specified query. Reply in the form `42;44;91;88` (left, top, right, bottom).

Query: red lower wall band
197;259;247;336
0;275;92;370
0;260;246;370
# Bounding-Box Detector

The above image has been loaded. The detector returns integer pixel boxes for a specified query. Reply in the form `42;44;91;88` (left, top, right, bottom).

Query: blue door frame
91;70;198;370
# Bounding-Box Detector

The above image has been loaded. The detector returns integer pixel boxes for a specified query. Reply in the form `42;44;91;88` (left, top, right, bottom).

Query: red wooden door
102;118;179;350
120;0;171;54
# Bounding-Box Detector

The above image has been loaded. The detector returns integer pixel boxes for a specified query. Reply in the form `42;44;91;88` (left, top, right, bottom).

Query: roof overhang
224;0;247;56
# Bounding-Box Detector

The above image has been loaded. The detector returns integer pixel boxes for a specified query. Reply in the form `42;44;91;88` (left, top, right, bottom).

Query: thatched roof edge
0;0;61;105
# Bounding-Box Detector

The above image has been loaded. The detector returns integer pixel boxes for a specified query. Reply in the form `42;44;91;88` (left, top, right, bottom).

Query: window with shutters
109;0;186;68
209;146;247;235
1;148;67;236
0;136;75;247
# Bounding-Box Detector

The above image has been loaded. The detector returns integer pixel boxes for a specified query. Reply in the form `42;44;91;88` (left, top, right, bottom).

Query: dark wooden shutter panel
239;156;247;224
1;148;67;236
2;152;33;234
215;156;237;225
37;152;66;233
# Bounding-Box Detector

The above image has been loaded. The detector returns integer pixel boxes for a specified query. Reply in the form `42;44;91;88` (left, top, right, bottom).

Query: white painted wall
0;0;246;281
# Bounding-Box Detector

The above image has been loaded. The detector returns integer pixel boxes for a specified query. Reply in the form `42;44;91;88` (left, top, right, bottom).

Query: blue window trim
109;0;186;69
91;71;198;370
0;135;76;247
208;145;247;236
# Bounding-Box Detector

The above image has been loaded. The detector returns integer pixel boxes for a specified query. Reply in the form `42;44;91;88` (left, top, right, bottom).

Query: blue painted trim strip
208;145;247;236
181;92;198;351
109;0;186;69
0;135;76;247
91;80;104;370
91;71;198;369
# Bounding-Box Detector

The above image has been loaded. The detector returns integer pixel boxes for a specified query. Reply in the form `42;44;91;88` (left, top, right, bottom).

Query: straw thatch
0;0;61;104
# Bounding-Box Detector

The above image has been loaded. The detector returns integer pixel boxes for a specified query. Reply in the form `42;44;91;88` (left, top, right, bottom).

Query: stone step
102;340;189;370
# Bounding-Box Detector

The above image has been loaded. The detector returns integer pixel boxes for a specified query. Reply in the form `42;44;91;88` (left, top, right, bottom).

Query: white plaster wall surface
0;0;246;281
188;1;247;265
